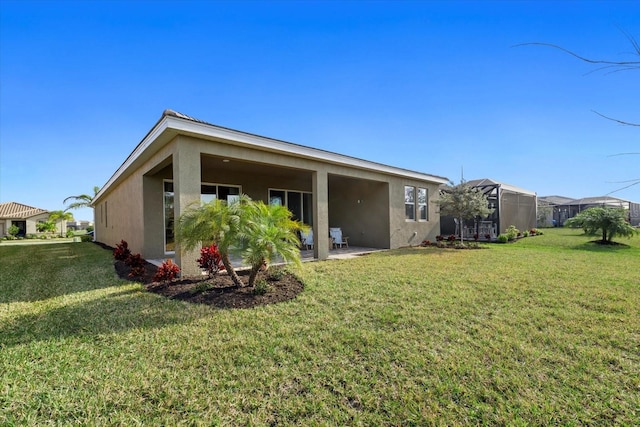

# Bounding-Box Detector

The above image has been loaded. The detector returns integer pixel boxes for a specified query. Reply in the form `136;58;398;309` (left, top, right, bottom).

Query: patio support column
312;169;329;260
173;139;201;276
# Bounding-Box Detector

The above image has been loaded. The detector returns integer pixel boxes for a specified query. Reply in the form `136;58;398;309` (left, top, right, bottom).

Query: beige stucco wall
388;179;441;248
94;131;443;274
27;213;53;235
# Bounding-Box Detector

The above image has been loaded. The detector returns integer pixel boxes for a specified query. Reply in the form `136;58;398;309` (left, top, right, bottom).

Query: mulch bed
113;257;304;309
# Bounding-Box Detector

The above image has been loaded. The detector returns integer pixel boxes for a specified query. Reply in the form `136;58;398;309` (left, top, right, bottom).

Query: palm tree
48;210;74;237
241;200;304;287
176;195;251;287
176;195;305;287
63;186;100;210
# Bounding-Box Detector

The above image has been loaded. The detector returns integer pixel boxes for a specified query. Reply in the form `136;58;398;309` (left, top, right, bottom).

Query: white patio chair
300;229;314;250
329;227;349;249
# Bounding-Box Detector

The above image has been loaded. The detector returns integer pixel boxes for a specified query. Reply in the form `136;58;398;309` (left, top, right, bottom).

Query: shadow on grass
0;242;126;304
0;286;207;348
571;240;632;252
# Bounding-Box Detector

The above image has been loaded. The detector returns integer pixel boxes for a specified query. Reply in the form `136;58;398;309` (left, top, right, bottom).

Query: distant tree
48;210;74;237
536;202;553;227
434;180;493;245
36;221;56;233
564;206;637;243
64;186;100;210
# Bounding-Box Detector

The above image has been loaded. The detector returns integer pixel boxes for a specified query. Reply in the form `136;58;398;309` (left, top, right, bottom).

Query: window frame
418;187;428;221
404;185;416;221
269;188;313;225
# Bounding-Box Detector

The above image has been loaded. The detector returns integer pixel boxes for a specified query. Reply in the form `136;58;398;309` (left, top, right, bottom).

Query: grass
1;228;639;425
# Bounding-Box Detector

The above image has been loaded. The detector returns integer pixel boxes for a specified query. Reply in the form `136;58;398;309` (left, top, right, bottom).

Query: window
201;183;241;204
164;181;241;253
404;186;415;220
164;181;174;253
269;189;313;225
418;188;428;220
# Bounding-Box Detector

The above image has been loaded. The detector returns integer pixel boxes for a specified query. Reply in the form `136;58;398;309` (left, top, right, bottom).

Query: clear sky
1;0;638;222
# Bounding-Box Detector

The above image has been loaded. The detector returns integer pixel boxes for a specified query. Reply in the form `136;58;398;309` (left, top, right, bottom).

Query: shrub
197;244;226;277
66;229;75;238
8;225;19;238
497;234;509;243
267;266;287;281
523;230;530;237
199;245;225;275
192;282;213;294
473;233;479;242
113;240;131;261
447;234;456;242
125;253;146;279
253;279;270;295
506;225;519;241
484;233;491;240
420;240;431;247
435;235;444;242
152;259;181;283
80;235;93;242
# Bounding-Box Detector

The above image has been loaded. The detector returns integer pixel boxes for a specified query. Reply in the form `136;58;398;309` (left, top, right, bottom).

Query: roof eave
93;113;449;205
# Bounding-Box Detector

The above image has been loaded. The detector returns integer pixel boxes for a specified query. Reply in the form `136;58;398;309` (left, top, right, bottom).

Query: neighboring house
537;195;575;227
67;220;94;231
539;195;640;227
92;110;449;275
0;202;51;237
440;178;537;239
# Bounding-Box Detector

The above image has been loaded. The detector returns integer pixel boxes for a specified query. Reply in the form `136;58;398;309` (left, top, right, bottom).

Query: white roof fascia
170;117;449;184
499;182;537;197
94;116;449;204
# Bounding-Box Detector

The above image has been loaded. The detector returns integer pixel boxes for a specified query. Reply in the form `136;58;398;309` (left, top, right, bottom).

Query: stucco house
440;178;537;239
0;202;51;237
539;195;640;227
92;110;449;275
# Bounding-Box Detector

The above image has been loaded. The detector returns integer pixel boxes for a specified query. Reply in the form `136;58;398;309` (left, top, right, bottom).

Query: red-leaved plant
153;259;180;283
113;240;131;261
125;253;146;279
197;244;226;277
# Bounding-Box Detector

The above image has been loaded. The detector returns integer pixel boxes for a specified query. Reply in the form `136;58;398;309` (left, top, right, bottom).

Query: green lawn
1;228;638;425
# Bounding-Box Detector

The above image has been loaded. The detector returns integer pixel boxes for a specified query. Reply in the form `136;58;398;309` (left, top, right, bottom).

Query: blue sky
1;0;638;222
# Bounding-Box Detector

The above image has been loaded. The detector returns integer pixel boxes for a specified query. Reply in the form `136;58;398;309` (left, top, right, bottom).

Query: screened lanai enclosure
440;178;537;240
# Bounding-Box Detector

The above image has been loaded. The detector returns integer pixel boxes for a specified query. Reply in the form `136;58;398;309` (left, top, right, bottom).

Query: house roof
538;195;576;205
556;196;636;206
94;109;449;204
465;178;537;196
0;202;49;219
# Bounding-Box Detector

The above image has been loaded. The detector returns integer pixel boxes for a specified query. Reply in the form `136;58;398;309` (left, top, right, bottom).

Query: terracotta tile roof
0;202;49;219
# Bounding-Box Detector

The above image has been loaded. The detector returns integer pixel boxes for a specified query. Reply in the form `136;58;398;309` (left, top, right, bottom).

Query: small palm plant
241;200;304;287
176;196;249;287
